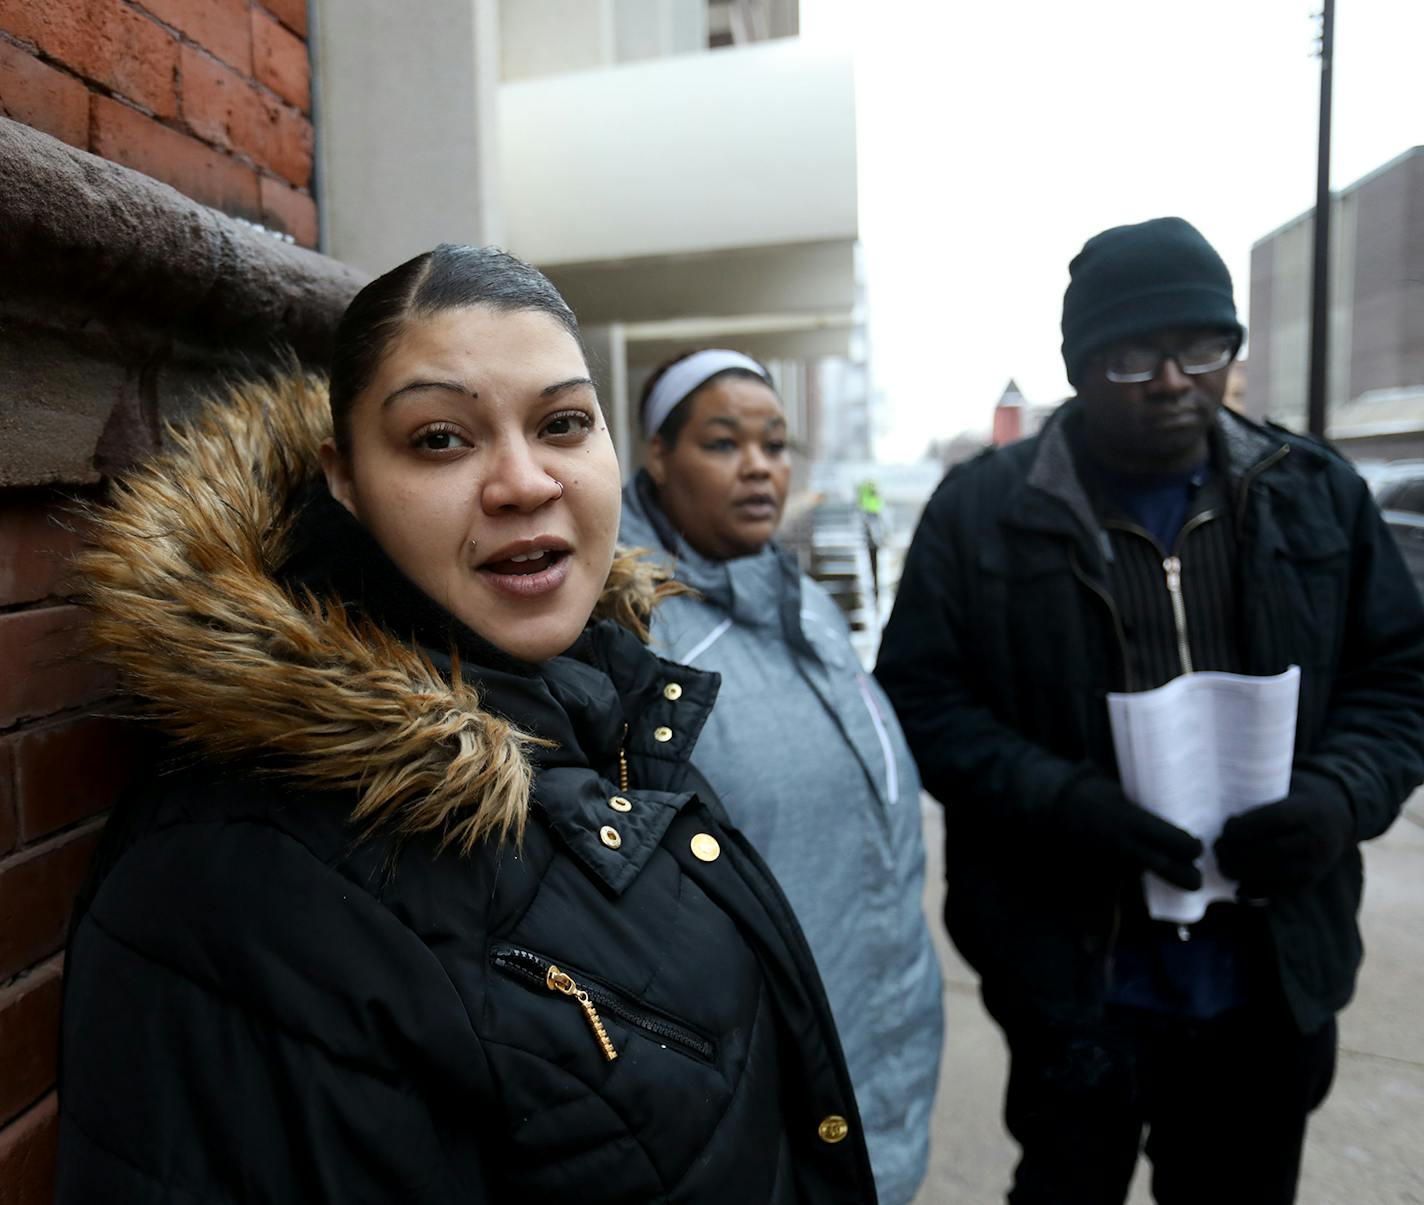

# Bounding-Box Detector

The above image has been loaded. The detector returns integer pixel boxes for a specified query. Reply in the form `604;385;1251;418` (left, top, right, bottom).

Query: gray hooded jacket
621;472;943;1205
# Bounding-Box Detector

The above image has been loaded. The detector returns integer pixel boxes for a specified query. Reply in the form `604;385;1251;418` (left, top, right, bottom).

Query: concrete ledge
0;118;367;363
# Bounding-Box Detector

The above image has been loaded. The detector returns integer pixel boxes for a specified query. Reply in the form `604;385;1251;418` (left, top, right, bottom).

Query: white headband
642;349;771;440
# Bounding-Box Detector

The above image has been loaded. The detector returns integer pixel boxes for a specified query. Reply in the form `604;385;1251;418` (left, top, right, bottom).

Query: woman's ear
318;438;361;519
645;435;669;489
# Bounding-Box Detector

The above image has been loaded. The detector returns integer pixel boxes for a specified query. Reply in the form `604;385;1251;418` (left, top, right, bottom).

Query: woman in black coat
57;244;877;1204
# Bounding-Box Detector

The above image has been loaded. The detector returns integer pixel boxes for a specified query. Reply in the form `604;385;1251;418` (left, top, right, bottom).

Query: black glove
1052;773;1204;891
1214;781;1354;899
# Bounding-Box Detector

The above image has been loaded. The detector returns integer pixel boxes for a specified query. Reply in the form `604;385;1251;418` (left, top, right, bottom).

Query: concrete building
312;0;864;471
1246;146;1424;460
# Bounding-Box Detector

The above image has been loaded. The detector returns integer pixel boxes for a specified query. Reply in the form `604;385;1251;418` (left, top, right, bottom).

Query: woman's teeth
484;549;562;576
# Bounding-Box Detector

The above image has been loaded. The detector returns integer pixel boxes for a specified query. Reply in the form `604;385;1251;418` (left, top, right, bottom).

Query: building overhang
622;307;858;365
541;237;858;327
499;38;858;338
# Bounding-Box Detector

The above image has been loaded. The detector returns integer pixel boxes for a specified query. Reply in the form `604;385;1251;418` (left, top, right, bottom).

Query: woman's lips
477;550;571;598
733;496;778;521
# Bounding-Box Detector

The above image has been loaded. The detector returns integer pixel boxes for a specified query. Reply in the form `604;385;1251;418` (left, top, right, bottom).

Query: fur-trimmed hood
78;373;673;850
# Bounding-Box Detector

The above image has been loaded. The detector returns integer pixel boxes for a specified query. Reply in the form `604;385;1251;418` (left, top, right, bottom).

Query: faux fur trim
77;372;676;851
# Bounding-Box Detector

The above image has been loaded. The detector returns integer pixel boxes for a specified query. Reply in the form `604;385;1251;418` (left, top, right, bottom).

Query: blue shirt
1091;458;1210;550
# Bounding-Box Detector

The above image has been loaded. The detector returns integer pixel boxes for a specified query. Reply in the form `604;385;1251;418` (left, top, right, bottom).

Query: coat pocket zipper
490;945;716;1063
546;964;619;1062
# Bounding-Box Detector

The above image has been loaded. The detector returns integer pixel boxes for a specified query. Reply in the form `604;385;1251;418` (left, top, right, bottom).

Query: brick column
0;0;318;246
0;114;367;1203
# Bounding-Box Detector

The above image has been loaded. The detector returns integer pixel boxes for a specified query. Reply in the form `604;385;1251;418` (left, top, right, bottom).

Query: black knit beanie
1061;217;1244;387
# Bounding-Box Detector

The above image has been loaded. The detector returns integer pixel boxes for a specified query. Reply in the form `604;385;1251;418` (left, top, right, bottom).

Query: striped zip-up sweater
1092;472;1243;693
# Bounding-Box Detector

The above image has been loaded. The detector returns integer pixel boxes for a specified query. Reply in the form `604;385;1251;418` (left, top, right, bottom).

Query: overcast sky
800;0;1424;460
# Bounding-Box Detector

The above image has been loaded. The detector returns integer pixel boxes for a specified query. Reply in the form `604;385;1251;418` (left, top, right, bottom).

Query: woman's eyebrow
541;376;596;397
703;415;786;433
382;380;478;408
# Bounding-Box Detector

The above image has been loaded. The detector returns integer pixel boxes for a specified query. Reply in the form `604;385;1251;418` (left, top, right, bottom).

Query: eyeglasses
1101;334;1239;384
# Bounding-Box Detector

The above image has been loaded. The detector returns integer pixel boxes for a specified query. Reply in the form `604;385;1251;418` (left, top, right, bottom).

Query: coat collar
78;372;694;871
1007;398;1296;550
620;469;814;657
530;623;719;894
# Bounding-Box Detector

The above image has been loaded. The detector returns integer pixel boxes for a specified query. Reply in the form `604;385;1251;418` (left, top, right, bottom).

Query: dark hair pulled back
328;244;582;454
637;349;774;448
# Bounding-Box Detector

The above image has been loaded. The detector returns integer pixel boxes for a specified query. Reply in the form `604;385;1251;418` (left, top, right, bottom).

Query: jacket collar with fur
80;374;691;855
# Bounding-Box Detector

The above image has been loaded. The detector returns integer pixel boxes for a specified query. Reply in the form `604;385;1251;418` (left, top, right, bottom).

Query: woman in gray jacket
619;349;944;1205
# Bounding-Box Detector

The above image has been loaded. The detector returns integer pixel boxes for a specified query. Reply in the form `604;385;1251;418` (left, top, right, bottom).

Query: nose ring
554;479;565;499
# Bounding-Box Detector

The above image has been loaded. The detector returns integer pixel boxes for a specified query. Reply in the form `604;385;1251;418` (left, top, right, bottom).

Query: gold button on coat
690;833;721;862
653;726;673;743
609;795;632;812
663;682;683;701
599;825;622;849
817;1115;849;1144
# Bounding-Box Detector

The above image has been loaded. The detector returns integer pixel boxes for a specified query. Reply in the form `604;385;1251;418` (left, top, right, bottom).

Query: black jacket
57;376;877;1204
876;401;1424;1033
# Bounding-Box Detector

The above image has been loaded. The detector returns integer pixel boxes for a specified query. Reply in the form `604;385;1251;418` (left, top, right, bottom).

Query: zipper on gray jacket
490;945;716;1062
855;674;899;805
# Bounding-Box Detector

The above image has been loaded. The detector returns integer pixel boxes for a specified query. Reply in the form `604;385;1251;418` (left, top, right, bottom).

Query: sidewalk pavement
912;790;1424;1204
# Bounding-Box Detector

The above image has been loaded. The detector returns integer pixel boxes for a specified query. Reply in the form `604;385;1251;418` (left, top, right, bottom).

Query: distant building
990;379;1060;446
1246;146;1424;460
926;432;990;470
991;379;1027;445
808;350;874;464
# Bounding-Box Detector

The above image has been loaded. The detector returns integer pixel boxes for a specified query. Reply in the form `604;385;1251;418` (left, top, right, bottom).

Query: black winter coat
876;402;1424;1033
57;377;878;1204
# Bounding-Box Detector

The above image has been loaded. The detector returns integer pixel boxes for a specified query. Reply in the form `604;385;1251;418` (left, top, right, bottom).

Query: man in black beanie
877;217;1424;1203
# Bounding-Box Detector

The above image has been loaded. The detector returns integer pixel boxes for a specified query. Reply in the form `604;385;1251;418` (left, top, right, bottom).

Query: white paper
1106;666;1300;923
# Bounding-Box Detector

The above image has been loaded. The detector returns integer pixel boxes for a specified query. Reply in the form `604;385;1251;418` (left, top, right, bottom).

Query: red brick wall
0;0;316;247
0;488;134;1202
0;12;346;1186
0;128;359;1189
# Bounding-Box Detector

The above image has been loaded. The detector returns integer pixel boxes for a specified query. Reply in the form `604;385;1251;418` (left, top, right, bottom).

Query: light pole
1307;0;1335;439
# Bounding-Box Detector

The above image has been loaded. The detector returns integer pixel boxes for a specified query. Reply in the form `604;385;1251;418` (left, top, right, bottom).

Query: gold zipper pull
546;965;619;1062
618;723;630;793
